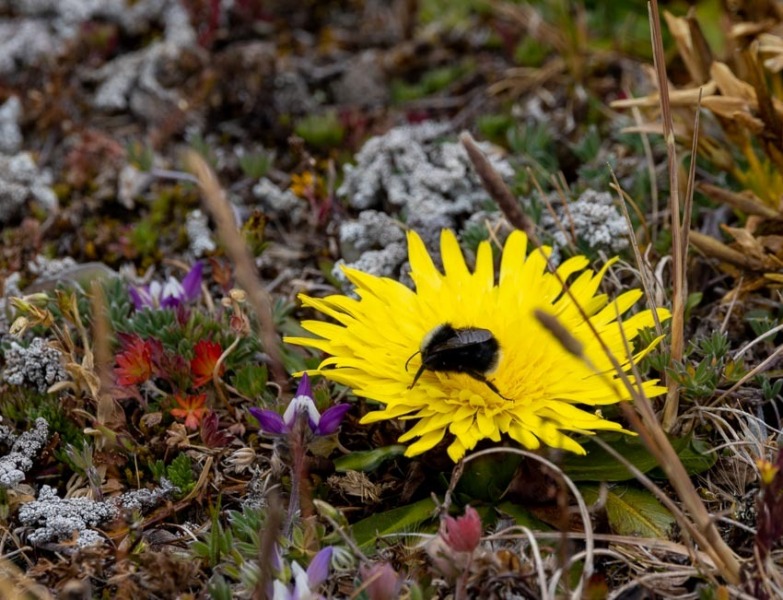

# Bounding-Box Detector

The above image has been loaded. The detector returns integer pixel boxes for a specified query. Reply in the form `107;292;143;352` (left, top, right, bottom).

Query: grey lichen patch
338;122;513;218
338;210;405;262
0;417;48;489
0;152;58;223
0;20;60;75
252;177;306;225
27;255;78;280
336;123;515;284
19;478;177;547
0;96;23;155
538;189;629;254
186;209;216;257
2;337;68;394
332;242;408;288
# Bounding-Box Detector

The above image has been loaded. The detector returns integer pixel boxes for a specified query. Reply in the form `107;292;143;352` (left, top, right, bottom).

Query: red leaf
115;335;154;386
190;339;224;388
170;393;208;430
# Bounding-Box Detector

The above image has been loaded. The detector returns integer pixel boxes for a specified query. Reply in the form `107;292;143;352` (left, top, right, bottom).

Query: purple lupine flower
249;374;351;436
272;546;333;600
129;262;203;310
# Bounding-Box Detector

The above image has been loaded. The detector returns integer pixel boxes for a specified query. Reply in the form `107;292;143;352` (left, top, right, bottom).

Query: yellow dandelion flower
286;229;670;462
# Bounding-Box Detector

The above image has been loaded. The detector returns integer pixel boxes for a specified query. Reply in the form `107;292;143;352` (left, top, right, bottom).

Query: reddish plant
115;334;154;386
190;339;225;388
171;393;208;430
200;410;232;448
441;505;482;553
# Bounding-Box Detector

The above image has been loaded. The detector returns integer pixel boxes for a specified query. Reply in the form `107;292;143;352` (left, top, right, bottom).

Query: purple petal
306;547;332;588
129;286;149;310
249;407;288;434
180;261;203;302
160;295;181;309
316;404;351;435
295;373;312;399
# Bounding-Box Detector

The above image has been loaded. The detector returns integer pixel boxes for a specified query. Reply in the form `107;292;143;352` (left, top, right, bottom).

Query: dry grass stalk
184;150;287;388
253;493;285;600
608;169;664;335
460;131;535;238
90;281;125;439
628;99;660;242
648;0;685;433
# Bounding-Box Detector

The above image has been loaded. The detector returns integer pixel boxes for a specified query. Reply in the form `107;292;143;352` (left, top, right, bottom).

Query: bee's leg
467;371;512;401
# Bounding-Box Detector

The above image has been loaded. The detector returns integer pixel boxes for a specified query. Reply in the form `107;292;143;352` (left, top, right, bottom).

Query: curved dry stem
461;447;594;600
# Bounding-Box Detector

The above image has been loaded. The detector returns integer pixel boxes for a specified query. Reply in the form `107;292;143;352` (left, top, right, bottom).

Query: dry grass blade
90;281;125;434
253;492;285;600
689;230;766;270
697;182;780;219
184;150;287;388
0;558;53;600
663;9;713;84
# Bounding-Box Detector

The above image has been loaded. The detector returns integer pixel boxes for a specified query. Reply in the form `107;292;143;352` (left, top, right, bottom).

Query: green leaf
581;485;675;538
232;364;268;400
562;434;716;482
496;501;552;531
651;437;716;478
561;435;660;481
334;446;406;472
166;453;196;497
455;452;523;503
351;497;436;551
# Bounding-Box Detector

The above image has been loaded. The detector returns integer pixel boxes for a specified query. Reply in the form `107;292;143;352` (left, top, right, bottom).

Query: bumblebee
405;324;510;400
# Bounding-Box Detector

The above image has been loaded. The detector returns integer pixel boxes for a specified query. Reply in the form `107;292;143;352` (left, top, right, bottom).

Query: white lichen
186;209;216;257
0;417;49;489
338;210;404;262
336;123;514;278
538;189;629;254
18;478;177;547
252;177;306;225
0;152;58;223
0;96;23;155
338;122;513;217
27;255;78;279
2;337;68;393
331;242;408;288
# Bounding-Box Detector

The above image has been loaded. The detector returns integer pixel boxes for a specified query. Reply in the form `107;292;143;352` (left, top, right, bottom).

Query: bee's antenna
404;350;420;372
408;364;427;390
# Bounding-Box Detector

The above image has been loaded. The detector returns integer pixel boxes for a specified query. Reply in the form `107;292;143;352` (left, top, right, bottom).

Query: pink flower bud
441;505;482;553
359;562;402;600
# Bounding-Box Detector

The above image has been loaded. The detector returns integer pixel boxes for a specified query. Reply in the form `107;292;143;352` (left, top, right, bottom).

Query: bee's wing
453;328;494;345
431;328;493;351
